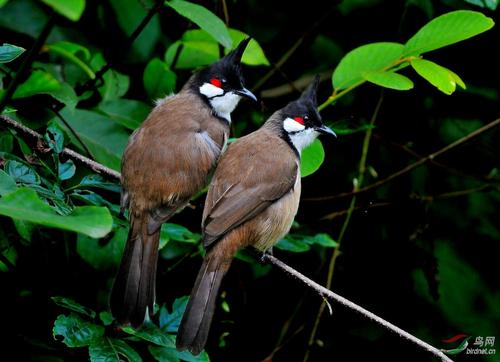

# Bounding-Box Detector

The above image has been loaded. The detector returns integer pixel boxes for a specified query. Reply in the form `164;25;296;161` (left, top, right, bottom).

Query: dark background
0;0;499;361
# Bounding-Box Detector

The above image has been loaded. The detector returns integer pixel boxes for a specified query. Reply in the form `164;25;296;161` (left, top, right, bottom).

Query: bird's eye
304;115;309;120
221;78;227;84
293;117;305;125
210;78;222;88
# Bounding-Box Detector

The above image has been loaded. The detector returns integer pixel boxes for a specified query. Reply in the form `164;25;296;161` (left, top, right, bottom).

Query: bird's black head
193;38;257;121
279;76;336;153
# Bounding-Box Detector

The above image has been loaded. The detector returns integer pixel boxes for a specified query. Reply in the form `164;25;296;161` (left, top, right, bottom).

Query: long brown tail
110;214;160;327
176;250;232;355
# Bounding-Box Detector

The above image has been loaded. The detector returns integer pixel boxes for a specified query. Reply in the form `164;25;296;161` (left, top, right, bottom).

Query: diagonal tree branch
305;118;500;202
0;115;120;180
263;254;454;362
0;114;454;362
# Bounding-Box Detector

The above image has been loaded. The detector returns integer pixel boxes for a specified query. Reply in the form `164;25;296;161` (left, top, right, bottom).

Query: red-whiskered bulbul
110;39;257;328
176;76;335;355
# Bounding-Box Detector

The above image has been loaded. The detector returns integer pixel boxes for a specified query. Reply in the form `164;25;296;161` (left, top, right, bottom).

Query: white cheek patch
199;83;224;98
283;117;306;133
209;91;241;122
289;128;320;154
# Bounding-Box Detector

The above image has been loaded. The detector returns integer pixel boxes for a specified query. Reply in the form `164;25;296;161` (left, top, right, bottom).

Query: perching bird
176;76;335;355
110;39;257;328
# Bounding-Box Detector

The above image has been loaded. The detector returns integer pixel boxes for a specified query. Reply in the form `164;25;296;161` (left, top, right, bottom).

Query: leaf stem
43;45;96;79
318;56;416;111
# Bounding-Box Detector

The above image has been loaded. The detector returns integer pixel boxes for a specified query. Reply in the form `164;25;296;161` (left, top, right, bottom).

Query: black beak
235;87;257;102
316;124;337;138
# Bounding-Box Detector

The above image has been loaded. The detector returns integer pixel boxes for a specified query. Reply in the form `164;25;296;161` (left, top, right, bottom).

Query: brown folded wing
202;130;298;248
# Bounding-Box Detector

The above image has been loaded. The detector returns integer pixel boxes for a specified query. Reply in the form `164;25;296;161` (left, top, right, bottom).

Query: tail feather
110;215;160;327
176;252;230;355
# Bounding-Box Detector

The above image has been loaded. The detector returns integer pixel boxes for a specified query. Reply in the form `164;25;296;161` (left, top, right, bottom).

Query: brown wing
121;92;228;233
202;130;298;248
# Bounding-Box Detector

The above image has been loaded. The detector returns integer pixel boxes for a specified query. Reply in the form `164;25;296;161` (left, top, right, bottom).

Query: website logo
441;334;496;356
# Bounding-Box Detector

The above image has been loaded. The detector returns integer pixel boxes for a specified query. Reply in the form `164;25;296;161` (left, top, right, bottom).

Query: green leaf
464;0;498;10
165;39;219;69
75;174;121;193
0;188;112;238
124;324;176;348
71;190;121;215
97;99;151;130
143;58;177;100
5;160;40;184
166;0;232;48
109;0;160;62
46;41;94;79
99;311;114;326
13;219;35;242
0;132;14;152
58;108;130;171
276;235;311;253
91;54;130;101
300;139;325;177
332;42;405;90
44;120;65;154
159;296;189;332
411;58;465;95
161;223;200;244
149;345;210;362
330;120;375;136
89;338;142;362
0;43;25;63
58;160;76;181
165;29;268;69
276;233;338;253
12;70;78;109
13;70;60;98
363;71;414;90
53;314;104;348
51;296;96;318
40;0;86;21
404;10;495;56
306;233;338;248
0;169;17;196
76;227;127;270
228;29;270;66
0;0;49;38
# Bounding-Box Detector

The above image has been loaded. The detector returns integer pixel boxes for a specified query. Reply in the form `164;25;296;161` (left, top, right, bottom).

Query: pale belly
253;171;301;251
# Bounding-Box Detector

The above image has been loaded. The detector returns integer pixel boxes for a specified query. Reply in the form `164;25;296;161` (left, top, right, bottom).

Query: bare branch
0;115;120;180
263;254;454;362
305;118;500;202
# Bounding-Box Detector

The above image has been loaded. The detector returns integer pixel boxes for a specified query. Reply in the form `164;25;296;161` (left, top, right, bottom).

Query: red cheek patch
294;117;305;125
210;78;222;88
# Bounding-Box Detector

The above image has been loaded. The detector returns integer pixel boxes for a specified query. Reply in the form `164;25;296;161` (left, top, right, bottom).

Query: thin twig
321;184;499;220
262;254;454;362
0;115;120;180
251;5;336;92
372;133;491;183
0;14;55;113
305;118;500;202
304;93;384;362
